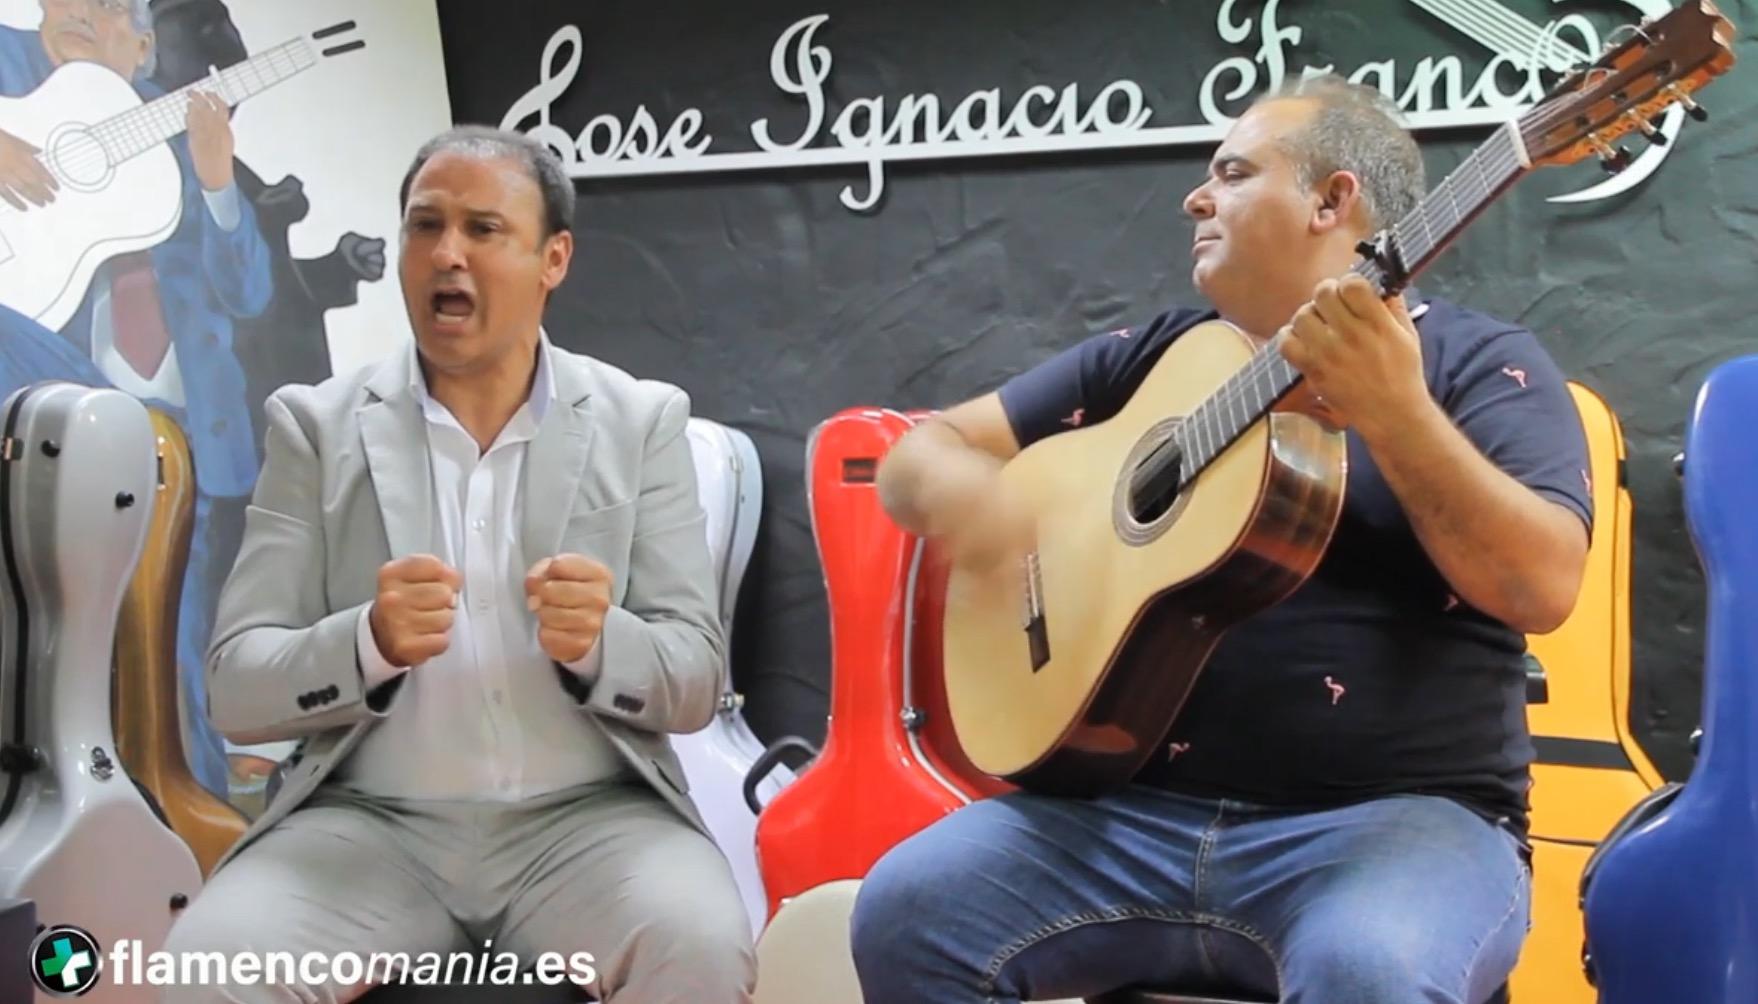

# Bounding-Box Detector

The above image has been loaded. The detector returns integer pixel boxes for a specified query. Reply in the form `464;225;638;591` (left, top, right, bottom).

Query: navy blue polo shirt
996;295;1593;835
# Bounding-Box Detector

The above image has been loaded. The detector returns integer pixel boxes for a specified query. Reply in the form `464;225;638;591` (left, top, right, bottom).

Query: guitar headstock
1519;0;1734;172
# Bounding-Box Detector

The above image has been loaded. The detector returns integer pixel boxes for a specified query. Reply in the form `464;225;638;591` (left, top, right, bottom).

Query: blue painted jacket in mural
0;24;273;499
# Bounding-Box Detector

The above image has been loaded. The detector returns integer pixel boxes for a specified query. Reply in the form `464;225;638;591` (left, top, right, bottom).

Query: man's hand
0;128;55;211
1278;274;1429;440
526;554;613;664
919;450;1037;603
368;555;461;668
186;89;235;192
941;465;1035;577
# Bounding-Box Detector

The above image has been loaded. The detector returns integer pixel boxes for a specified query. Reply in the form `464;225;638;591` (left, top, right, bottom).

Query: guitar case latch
0;743;44;774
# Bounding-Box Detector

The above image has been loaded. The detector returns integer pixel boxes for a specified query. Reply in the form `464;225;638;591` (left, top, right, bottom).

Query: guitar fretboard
91;37;317;166
1169;123;1529;485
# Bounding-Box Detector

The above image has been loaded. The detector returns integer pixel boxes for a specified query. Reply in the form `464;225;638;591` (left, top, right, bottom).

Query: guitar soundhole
1128;439;1183;524
45;126;112;192
1114;419;1193;546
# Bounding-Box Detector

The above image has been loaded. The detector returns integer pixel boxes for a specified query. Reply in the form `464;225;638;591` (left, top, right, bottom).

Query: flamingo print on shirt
1324;676;1346;706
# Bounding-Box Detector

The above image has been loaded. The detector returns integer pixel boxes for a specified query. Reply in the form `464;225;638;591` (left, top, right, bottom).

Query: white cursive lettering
498;4;1671;213
502;26;712;170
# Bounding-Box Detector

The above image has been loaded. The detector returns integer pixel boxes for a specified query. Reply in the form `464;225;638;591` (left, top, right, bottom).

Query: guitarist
0;0;273;801
854;75;1592;1004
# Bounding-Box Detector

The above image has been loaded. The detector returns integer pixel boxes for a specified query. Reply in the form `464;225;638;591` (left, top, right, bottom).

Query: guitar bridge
1021;551;1050;672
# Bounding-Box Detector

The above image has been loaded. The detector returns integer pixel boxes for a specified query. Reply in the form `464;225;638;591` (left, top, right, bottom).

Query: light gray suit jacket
204;339;725;871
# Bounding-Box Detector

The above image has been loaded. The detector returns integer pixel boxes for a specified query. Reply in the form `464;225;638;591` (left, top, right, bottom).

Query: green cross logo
29;925;101;997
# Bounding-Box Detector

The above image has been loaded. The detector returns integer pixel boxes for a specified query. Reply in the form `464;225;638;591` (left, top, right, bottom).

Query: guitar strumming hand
0;127;55;210
928;0;1736;797
878;413;1035;591
1278;274;1428;440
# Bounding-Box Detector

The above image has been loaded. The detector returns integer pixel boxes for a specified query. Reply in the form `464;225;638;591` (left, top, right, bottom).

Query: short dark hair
398;125;576;237
1254;74;1426;231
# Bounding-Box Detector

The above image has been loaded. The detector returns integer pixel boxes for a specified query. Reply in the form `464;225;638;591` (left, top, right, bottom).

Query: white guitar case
0;383;203;1001
676;417;796;938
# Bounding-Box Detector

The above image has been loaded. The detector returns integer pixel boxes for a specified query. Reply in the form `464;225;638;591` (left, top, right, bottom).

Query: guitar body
114;409;248;878
0;383;202;1002
901;411;1014;802
943;320;1346;795
1580;355;1758;1003
0;61;183;334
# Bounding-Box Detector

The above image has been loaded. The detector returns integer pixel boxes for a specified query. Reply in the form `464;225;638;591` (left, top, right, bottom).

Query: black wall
435;0;1758;780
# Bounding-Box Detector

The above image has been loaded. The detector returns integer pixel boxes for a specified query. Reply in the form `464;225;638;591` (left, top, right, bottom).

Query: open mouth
431;289;475;328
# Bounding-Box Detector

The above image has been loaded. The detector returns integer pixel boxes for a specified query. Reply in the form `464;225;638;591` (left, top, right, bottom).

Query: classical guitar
942;0;1735;796
113;408;249;878
0;20;364;334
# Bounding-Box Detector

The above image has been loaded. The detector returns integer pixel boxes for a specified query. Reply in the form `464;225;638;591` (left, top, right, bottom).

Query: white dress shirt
333;338;630;801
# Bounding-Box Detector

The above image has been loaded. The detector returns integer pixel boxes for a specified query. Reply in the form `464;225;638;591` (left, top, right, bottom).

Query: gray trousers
159;780;755;1003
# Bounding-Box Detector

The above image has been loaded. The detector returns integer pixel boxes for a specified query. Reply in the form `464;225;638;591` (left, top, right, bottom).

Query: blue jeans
849;786;1530;1004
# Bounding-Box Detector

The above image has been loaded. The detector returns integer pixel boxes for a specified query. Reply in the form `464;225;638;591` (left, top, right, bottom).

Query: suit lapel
359;345;433;561
520;344;595;570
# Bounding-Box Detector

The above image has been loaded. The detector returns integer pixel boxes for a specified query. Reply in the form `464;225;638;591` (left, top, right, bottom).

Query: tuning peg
1632;114;1668;147
1590;135;1634;174
1667;85;1710;122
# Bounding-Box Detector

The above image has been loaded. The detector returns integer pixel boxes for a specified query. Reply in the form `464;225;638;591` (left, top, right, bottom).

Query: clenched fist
525;554;613;664
368;554;461;668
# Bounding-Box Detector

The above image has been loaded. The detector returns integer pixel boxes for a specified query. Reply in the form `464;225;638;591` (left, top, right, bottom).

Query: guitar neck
1177;124;1530;478
95;36;317;165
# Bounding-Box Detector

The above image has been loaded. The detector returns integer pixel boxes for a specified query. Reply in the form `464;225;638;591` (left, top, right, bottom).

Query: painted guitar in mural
941;1;1734;796
0;20;364;335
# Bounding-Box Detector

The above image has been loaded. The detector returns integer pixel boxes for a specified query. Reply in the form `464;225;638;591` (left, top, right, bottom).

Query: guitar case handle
743;736;818;815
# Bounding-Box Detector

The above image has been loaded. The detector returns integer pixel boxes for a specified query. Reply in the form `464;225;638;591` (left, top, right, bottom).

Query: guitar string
100;44;305;163
1193;132;1521;470
1142;127;1526;497
99;44;302;164
3;40;311;201
1191;131;1521;468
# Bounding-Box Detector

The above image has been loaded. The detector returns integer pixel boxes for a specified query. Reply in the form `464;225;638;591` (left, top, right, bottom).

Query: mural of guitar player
0;0;393;806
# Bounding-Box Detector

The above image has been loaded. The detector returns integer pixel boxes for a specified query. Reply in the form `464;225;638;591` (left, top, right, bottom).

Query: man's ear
1313;170;1365;234
541;230;573;292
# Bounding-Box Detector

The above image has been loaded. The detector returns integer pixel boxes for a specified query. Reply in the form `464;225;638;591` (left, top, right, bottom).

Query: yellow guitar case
1510;381;1664;1002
